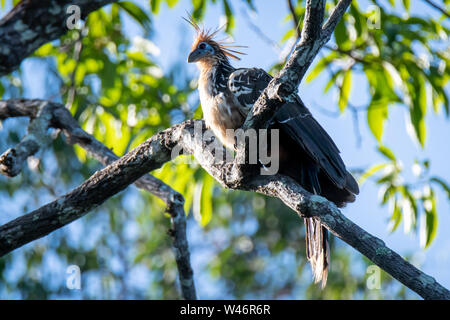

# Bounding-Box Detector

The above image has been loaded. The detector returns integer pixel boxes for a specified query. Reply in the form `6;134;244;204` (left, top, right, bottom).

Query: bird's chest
198;74;245;148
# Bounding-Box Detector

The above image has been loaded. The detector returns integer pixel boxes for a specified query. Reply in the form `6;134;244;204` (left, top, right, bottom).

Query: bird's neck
198;58;235;95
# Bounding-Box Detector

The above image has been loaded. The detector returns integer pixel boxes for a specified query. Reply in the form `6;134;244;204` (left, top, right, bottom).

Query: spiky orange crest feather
183;15;246;60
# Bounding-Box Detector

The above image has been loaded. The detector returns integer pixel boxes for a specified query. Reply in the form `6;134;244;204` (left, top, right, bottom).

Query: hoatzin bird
186;21;359;288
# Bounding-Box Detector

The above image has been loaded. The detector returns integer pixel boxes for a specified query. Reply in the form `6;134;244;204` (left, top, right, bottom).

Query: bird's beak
187;49;203;63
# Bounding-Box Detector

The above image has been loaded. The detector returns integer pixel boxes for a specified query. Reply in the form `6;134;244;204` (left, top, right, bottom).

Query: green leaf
222;0;234;33
378;145;396;161
402;0;410;12
389;199;402;232
150;0;162;14
192;0;206;20
422;192;438;248
400;186;418;232
359;163;387;185
281;28;295;43
410;74;427;147
200;174;214;226
323;70;340;93
192;104;203;119
338;70;352;112
334;18;348;49
165;0;178;8
306;54;334;82
33;43;55;57
118;1;152;32
367;99;388;142
430;177;450;199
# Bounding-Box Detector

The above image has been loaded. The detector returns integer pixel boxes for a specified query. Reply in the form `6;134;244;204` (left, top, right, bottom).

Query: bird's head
184;16;245;65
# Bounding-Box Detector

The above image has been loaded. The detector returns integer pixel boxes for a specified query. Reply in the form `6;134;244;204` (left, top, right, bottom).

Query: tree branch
0;0;119;77
0;99;196;300
0;114;448;299
242;0;351;133
422;0;450;18
287;0;302;38
0;100;53;176
229;0;351;187
1;0;448;300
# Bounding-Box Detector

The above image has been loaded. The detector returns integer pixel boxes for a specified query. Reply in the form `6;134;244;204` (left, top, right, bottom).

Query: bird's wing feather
276;98;348;189
228;67;352;190
228;67;272;116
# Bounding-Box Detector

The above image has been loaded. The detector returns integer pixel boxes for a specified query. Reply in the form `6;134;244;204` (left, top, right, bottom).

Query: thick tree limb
0;0;448;300
422;0;450;18
0;99;196;300
242;0;351;132
228;0;352;186
0;100;53;176
0;117;448;299
0;0;119;76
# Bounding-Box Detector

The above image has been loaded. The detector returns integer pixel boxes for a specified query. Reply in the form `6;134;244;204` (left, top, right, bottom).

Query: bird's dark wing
228;67;358;194
277;98;351;191
228;67;273;116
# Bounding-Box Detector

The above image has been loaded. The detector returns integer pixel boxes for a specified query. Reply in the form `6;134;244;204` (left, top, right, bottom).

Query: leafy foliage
0;0;448;300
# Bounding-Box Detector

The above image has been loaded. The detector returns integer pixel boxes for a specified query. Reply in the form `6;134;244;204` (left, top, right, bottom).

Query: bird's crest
183;15;246;60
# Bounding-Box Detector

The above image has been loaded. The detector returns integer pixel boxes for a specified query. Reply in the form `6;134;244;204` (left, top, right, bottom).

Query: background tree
0;0;448;299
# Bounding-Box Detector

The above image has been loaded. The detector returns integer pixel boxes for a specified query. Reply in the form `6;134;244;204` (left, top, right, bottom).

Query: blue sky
148;0;450;295
1;0;449;298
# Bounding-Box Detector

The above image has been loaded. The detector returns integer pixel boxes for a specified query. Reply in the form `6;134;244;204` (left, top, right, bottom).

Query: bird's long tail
305;217;329;288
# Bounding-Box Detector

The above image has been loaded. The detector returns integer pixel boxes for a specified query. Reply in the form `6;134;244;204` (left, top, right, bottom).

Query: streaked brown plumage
186;19;359;288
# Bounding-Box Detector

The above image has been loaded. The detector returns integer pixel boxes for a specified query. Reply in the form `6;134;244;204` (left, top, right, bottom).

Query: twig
65;27;86;110
0;0;121;76
422;0;450;18
287;0;302;38
229;0;353;187
0;101;53;177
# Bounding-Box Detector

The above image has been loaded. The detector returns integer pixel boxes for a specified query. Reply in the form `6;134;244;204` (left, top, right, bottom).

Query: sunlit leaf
389;199;402;232
378;145;396;161
165;0;179;8
338;69;352;112
200;173;214;226
150;0;162;14
222;0;235;33
118;1;152;32
410;74;427;147
359;163;387;185
367;99;388;142
421;192;438;248
431;177;450;199
402;0;410;12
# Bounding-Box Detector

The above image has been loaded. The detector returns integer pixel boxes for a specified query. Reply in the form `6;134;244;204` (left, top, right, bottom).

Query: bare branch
1;0;447;301
0;99;196;300
0;115;448;299
422;0;450;18
301;0;326;42
229;0;352;187
242;0;352;133
0;0;119;76
0;101;53;177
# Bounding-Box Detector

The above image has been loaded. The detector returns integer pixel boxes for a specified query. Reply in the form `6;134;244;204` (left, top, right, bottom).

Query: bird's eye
199;43;206;49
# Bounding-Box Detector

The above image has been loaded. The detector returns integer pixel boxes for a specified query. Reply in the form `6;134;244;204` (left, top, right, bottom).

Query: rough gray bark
0;0;119;76
0;99;196;300
0;115;449;299
242;0;351;132
0;0;448;300
231;0;352;185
